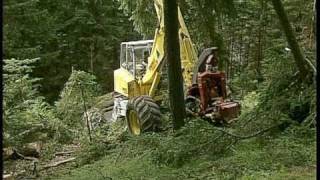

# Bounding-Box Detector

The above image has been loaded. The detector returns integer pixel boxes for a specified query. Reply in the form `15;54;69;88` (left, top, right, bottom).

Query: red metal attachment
197;71;227;113
186;47;240;123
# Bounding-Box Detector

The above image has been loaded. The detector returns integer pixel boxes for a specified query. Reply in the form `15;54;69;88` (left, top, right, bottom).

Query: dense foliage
3;58;69;147
4;0;139;102
3;0;316;179
55;70;102;129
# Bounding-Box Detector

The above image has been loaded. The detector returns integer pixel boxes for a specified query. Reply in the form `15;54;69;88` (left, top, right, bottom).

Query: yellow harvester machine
112;0;240;135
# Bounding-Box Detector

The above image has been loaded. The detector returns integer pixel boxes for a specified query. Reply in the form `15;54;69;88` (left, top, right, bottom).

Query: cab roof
121;40;154;46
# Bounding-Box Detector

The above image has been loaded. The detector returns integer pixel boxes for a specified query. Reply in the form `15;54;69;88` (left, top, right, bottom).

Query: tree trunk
271;0;311;80
230;32;235;79
255;0;266;83
90;42;94;73
164;0;186;129
255;27;262;81
195;0;215;47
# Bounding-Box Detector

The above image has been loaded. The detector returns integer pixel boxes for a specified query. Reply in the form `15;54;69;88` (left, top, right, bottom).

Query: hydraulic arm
144;0;198;91
113;0;198;99
112;0;240;135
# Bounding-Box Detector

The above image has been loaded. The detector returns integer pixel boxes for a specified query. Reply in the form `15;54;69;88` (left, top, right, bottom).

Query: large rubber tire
126;95;161;135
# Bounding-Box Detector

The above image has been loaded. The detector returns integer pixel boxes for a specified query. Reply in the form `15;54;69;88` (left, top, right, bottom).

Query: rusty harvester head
186;47;241;123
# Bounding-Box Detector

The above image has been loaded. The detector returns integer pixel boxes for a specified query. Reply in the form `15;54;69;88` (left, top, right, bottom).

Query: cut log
3;174;13;180
3;170;27;180
3;147;15;160
19;142;42;157
3;147;30;160
4;142;42;160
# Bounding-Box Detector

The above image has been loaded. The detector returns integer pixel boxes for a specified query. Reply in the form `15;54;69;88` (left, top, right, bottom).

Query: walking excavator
112;0;240;135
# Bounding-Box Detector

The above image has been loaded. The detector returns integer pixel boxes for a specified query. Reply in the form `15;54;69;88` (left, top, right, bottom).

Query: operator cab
120;40;153;78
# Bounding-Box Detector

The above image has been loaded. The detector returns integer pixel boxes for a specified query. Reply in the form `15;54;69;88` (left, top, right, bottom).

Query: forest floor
4;126;316;179
23;122;316;180
4;95;316;180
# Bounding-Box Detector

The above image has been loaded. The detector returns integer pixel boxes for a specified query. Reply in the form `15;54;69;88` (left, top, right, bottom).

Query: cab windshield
120;40;153;78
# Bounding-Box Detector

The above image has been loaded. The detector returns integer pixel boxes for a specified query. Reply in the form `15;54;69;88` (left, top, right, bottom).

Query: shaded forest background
4;0;315;102
4;0;140;102
3;0;316;179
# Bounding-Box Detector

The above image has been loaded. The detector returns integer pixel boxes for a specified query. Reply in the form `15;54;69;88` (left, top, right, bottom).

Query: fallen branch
305;58;316;73
54;151;75;156
3;170;27;180
41;157;76;170
3;147;39;161
16;151;38;161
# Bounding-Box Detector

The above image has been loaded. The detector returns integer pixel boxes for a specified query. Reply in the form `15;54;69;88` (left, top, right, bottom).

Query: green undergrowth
44;70;316;179
44;118;315;180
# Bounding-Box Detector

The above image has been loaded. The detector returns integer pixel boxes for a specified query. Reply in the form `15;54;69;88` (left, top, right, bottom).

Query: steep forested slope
3;0;316;179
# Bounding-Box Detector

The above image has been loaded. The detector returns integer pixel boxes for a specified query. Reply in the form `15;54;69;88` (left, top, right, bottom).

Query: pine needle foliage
3;58;70;147
55;70;102;130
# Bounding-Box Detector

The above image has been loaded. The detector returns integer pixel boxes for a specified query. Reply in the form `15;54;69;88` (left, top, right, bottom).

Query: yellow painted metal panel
114;68;134;96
